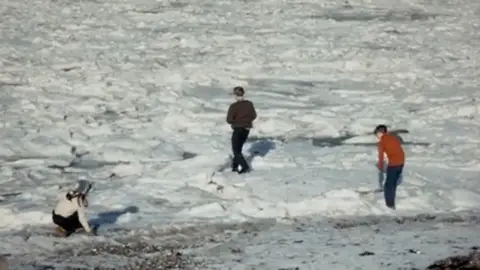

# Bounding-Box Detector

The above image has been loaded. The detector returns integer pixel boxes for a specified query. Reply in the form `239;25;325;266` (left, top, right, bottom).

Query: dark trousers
52;211;82;236
384;165;403;208
231;127;250;171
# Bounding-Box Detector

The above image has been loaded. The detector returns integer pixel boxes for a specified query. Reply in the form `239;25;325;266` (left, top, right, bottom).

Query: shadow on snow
89;206;139;228
246;139;276;169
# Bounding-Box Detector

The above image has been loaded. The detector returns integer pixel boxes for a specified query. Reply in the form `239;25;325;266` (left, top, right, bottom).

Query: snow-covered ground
1;0;479;268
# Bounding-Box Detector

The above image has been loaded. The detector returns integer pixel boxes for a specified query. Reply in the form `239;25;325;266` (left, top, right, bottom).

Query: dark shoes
238;168;250;174
387;204;396;210
232;167;250;174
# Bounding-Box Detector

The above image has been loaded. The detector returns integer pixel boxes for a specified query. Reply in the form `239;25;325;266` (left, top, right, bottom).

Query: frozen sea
0;0;479;269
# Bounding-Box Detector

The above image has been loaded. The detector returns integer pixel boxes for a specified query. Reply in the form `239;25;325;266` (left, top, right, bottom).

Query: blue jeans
384;165;403;208
378;166;403;189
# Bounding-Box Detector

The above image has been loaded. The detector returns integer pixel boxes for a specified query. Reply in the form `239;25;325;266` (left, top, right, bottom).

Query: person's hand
90;224;99;236
377;163;384;172
85;228;97;236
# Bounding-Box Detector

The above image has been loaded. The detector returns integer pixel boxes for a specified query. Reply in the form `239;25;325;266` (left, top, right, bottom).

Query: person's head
233;86;245;100
67;179;92;202
73;179;92;196
373;124;388;139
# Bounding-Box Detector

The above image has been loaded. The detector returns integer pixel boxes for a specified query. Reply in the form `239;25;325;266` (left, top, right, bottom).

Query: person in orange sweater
374;125;405;209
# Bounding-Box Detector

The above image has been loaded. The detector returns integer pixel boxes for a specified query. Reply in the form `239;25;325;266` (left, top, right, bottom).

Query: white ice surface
0;0;480;268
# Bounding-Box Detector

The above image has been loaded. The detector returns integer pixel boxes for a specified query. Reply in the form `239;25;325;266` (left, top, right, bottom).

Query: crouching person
52;180;96;237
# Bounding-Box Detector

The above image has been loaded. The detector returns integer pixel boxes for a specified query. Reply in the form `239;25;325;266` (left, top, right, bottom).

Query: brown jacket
226;99;257;128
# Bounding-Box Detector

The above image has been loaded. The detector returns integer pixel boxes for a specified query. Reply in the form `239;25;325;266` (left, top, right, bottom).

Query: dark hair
233;86;245;96
66;192;75;200
65;192;88;207
374;125;387;134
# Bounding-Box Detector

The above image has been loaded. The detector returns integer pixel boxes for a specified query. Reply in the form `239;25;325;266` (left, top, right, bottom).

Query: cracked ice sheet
0;0;479;268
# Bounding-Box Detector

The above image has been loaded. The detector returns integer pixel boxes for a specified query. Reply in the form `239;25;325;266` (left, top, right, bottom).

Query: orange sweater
378;133;405;167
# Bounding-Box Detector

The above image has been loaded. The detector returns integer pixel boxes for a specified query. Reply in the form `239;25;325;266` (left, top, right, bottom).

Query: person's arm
76;201;92;232
251;102;257;120
377;139;385;171
226;104;235;124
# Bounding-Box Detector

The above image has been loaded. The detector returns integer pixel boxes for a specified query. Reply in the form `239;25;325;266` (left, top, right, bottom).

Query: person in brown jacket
226;86;257;174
